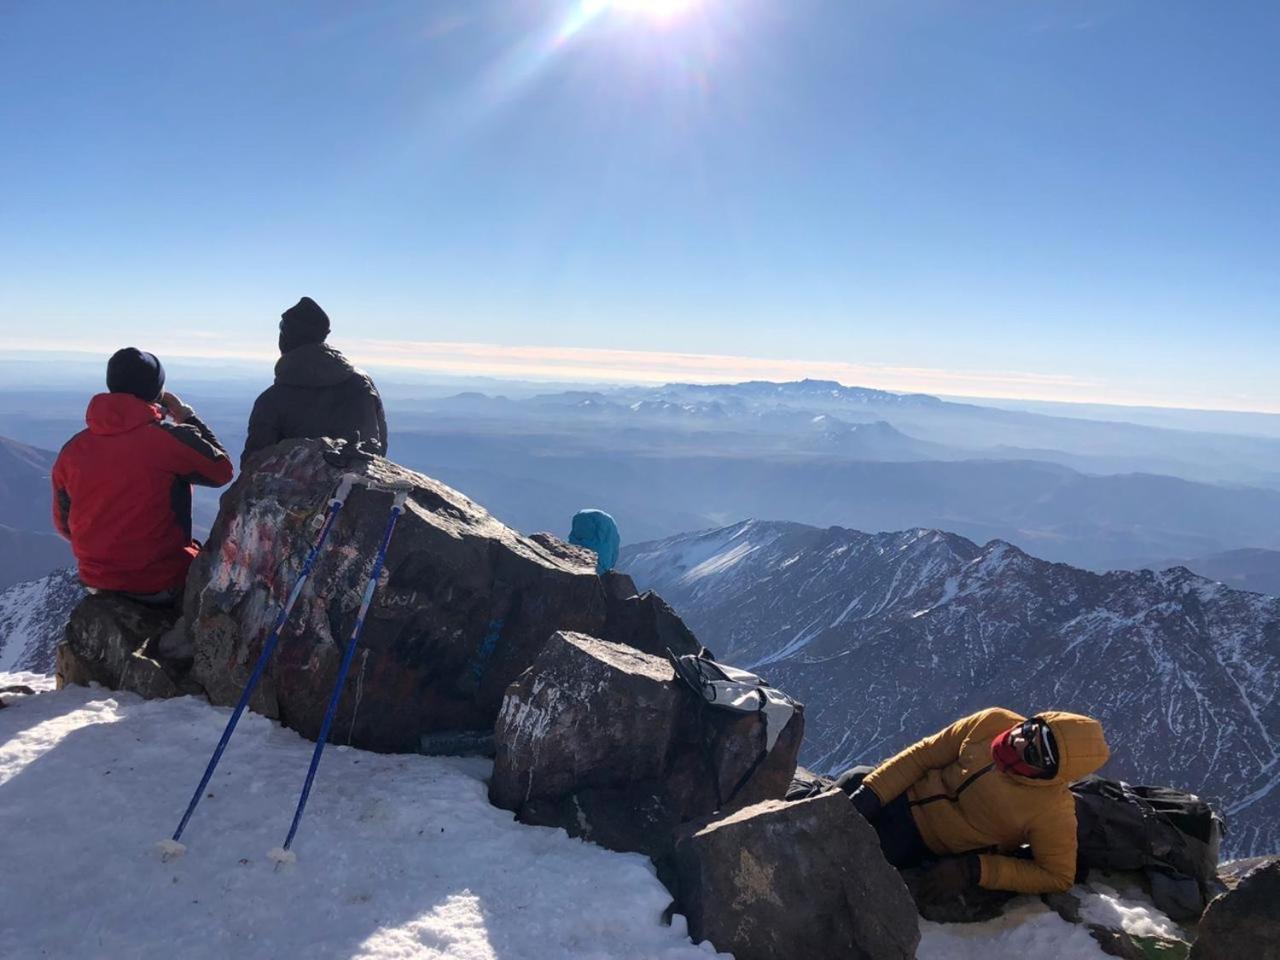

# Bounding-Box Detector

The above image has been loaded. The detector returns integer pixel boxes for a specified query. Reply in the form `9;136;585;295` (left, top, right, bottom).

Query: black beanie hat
279;296;331;354
106;348;165;402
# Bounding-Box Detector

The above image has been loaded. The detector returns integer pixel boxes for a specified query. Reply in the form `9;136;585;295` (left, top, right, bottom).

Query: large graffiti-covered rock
185;439;700;752
489;631;803;858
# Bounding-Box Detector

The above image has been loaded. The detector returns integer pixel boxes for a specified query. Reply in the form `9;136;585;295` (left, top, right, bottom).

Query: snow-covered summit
0;676;1180;959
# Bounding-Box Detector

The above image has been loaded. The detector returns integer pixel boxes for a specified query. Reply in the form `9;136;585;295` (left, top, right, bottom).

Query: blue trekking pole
268;483;410;865
158;474;358;859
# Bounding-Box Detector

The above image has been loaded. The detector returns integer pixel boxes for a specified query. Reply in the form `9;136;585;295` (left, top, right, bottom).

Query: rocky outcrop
490;631;803;858
669;791;920;960
56;594;196;700
185;440;700;753
1191;857;1280;960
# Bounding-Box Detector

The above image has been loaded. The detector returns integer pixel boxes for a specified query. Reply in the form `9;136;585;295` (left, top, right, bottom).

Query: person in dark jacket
241;297;388;466
51;348;234;602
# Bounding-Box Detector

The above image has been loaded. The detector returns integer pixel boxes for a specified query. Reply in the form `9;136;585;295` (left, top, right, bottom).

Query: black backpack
1070;775;1225;920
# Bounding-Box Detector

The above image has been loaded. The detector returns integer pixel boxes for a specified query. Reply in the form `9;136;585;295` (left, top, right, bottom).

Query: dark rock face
490;631;802;858
670;792;920;960
1191;857;1280;960
600;588;706;661
56;594;196;700
186;440;700;753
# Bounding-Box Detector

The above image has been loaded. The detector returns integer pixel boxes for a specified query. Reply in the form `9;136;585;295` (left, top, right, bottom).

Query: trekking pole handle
330;474;358;507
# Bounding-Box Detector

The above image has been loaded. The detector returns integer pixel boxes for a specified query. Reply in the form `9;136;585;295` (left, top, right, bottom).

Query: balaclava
991;720;1059;779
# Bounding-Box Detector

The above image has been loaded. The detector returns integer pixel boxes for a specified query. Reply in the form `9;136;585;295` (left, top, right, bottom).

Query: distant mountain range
3;378;1279;576
395;379;1280;489
0;436;72;590
621;520;1280;857
393;432;1280;571
1158;549;1280;597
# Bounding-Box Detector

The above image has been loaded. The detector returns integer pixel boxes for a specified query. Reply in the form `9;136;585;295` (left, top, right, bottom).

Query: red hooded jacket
51;393;234;593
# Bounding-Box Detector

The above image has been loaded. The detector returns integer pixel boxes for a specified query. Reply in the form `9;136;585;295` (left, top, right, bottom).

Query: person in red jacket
51;348;234;603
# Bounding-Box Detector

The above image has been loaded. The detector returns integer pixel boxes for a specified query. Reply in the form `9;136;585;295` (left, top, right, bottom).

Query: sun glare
612;0;702;20
557;0;704;43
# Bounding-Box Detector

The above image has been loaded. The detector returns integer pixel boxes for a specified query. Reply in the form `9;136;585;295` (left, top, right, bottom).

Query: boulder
1191;857;1280;960
490;631;803;858
57;594;197;700
186;440;700;752
669;792;920;960
600;587;707;660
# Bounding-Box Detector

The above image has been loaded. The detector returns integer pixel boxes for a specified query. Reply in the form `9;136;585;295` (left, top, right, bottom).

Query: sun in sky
558;0;706;43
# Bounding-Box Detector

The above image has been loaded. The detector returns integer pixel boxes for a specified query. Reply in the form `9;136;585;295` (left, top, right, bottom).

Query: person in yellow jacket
837;707;1110;898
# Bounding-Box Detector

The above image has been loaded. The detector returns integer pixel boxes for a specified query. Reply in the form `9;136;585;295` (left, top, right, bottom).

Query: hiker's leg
785;768;832;801
874;796;932;868
120;587;182;607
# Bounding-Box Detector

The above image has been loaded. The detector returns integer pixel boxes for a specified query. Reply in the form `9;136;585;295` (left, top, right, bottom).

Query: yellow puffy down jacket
861;707;1110;894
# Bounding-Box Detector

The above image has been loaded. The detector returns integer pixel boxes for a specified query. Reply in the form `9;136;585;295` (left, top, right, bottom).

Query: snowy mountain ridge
0;567;83;673
622;520;1280;857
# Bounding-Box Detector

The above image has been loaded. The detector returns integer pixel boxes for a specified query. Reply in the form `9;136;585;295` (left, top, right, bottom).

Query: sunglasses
1019;720;1057;770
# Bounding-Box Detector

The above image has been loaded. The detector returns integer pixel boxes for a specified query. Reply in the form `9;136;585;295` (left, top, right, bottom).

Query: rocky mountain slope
0;567;83;672
622;521;1280;857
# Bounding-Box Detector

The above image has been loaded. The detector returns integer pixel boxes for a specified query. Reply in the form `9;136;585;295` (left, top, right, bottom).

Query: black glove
849;785;883;821
919;855;981;900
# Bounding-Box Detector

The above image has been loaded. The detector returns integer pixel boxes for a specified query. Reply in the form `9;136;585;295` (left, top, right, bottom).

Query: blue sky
1;1;1277;410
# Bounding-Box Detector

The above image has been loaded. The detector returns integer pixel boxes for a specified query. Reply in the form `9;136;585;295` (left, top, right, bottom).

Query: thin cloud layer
1;333;1274;413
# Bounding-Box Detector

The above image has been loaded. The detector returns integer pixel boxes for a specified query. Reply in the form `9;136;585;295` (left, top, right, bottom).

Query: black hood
274;343;357;388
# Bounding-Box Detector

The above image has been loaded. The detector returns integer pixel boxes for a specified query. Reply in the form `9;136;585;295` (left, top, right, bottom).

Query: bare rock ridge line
621;519;1280;857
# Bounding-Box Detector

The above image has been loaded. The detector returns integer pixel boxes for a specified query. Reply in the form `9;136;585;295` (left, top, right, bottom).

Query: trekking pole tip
267;846;297;869
156;838;187;861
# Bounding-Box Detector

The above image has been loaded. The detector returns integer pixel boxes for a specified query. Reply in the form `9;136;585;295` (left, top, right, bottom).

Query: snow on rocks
918;900;1111;960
